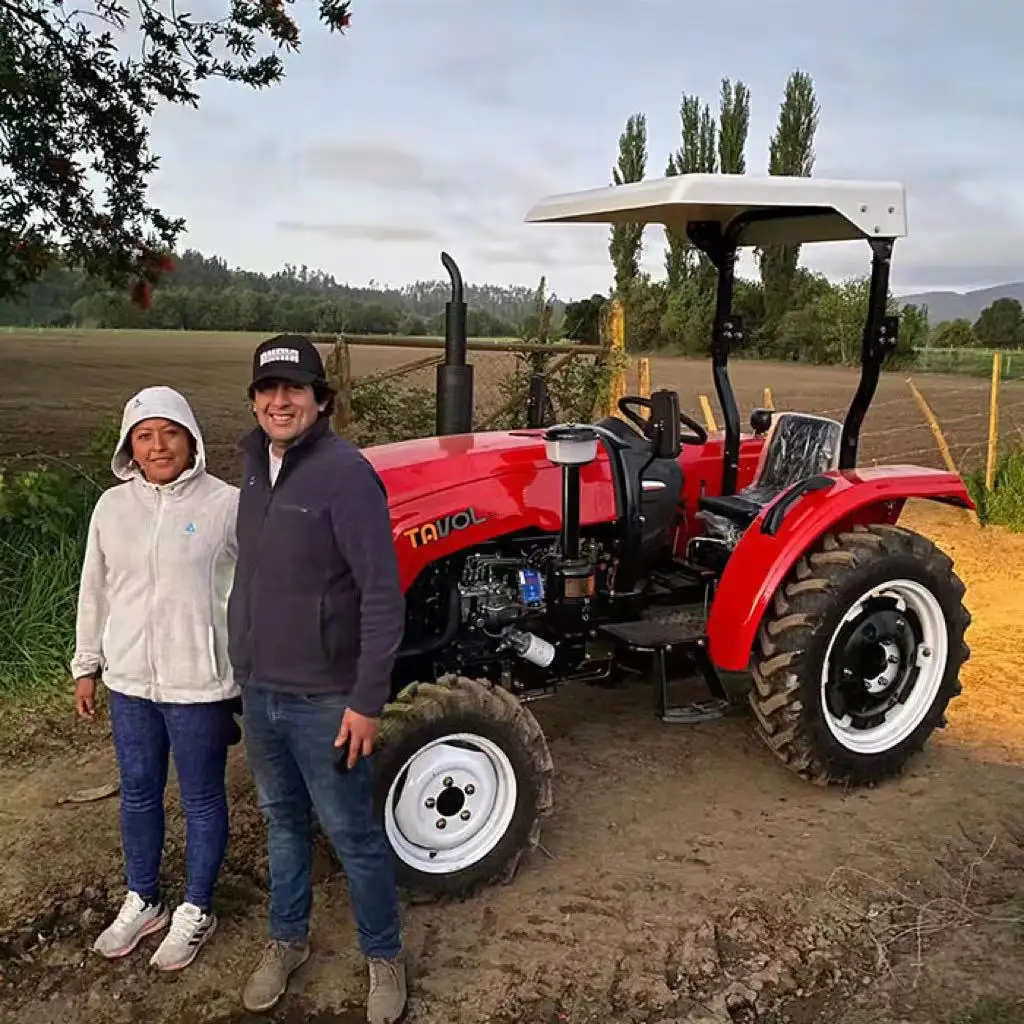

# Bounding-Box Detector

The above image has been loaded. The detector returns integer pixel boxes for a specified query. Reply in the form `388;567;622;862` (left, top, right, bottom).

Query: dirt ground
1;499;1023;1024
2;330;1023;483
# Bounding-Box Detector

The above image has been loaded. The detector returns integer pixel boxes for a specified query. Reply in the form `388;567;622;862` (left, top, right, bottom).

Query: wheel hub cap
383;732;519;875
392;742;498;851
820;579;948;756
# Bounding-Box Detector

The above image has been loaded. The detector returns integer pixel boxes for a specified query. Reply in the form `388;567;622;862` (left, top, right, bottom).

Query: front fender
706;465;974;672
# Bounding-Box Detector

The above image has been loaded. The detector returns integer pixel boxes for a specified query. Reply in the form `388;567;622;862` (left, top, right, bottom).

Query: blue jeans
241;683;402;959
108;689;236;910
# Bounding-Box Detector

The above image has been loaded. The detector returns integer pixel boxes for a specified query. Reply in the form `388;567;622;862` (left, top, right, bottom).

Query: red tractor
361;174;974;897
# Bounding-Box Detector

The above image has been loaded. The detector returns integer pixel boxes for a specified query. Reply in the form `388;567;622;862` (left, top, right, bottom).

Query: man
227;334;407;1023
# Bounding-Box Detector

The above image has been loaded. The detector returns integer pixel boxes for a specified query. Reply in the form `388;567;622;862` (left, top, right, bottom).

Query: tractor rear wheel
372;675;554;898
749;523;971;786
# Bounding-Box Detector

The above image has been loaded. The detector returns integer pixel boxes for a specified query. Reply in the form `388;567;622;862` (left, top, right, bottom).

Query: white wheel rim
819;578;948;756
383;732;518;875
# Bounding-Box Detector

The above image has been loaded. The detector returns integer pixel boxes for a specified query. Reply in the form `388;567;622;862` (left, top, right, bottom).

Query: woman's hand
74;677;97;720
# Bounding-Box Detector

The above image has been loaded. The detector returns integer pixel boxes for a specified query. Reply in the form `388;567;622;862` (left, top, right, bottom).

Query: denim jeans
108;689;236;910
241;683;402;959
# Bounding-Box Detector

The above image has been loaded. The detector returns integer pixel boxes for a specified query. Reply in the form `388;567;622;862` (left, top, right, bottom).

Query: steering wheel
617;397;708;446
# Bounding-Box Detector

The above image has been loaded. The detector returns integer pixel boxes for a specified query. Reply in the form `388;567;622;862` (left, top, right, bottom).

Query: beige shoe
367;953;407;1024
242;939;311;1013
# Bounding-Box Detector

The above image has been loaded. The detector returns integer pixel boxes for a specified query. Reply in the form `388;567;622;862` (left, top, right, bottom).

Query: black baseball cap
248;334;326;396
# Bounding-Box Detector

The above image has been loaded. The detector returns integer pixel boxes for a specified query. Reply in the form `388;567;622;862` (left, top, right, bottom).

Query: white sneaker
93;891;170;958
148;902;218;971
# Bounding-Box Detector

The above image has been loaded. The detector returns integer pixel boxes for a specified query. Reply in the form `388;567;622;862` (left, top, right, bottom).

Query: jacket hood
112;386;207;484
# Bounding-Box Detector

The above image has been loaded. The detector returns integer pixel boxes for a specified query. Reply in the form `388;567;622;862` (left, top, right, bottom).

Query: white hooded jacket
70;386;241;704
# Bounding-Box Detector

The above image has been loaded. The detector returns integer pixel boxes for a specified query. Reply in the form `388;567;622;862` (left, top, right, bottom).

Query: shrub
0;462;102;697
966;439;1024;532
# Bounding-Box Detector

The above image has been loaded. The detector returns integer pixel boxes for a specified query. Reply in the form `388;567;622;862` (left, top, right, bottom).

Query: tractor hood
363;430;557;508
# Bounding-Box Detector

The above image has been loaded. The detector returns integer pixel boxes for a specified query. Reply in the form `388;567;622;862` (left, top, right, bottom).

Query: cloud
303;142;461;198
277;221;438;243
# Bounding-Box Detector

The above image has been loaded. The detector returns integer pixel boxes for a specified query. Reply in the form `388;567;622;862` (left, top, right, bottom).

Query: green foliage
966;439;1024;532
758;69;821;333
974;297;1024;349
1;1;353;302
928;317;978;348
562;294;607;346
347;376;437;447
0;460;101;696
769;278;920;366
664;89;724;292
717;79;751;175
609;114;649;297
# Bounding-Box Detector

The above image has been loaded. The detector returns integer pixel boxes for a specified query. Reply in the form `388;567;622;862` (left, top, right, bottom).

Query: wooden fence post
698;394;718;433
326;336;353;435
906;378;979;526
985;350;1002;491
637;357;651;400
602;298;627;418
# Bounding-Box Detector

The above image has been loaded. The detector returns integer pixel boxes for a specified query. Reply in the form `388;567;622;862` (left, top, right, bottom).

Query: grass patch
966;440;1024;532
0;460;104;700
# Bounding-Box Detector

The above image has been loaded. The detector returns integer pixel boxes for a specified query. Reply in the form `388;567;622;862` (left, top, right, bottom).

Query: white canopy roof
523;173;907;246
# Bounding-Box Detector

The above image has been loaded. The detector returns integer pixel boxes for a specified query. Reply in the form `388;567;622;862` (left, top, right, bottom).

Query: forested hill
0;249;568;337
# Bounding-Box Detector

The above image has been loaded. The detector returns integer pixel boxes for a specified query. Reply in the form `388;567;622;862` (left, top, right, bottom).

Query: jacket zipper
148;487;165;702
247;447;288;666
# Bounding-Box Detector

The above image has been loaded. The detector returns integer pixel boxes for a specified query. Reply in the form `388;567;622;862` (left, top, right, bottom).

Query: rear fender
706;466;974;672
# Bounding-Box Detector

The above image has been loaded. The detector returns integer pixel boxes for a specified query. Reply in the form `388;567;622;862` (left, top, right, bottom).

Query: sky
146;0;1024;302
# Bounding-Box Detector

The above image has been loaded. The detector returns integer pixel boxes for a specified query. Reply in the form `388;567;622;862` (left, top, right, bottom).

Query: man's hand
334;707;379;769
74;677;97;720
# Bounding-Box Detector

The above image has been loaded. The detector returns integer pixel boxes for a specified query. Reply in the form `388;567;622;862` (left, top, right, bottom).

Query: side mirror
649;389;681;459
750;408;773;435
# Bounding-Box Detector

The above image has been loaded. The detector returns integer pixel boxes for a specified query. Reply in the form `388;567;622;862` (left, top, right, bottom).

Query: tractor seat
697;411;843;529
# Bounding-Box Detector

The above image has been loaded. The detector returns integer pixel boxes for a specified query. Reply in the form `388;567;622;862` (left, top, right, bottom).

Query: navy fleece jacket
226;416;405;717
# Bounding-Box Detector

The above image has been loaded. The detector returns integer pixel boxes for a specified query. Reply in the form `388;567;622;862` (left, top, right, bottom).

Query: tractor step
598;621;731;724
646;561;717;603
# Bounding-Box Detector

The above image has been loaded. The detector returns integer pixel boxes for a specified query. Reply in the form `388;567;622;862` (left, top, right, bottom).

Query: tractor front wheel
749;523;971;786
372;675;554;898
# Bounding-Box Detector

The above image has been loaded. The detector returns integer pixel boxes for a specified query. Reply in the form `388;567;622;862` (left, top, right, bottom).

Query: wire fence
657;352;1024;480
912;346;1024;381
0;329;1020;490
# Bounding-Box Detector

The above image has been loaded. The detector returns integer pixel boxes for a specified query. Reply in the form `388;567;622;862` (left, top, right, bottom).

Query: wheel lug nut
460;810;470;821
443;776;453;788
425;797;435;808
465;784;475;795
436;819;446;830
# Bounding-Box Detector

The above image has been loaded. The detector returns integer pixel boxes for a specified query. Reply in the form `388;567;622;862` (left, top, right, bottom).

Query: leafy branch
0;0;352;302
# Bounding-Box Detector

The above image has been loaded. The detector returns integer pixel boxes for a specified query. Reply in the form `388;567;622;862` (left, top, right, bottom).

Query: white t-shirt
269;450;282;486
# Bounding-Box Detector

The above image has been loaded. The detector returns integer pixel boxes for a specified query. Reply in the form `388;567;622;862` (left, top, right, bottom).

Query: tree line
925;298;1024;350
0;250;541;338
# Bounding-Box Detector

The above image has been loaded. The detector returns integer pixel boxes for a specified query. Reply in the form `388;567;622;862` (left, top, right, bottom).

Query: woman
71;385;240;972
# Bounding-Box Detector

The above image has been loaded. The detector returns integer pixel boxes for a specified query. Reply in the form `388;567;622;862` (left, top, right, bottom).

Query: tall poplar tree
664;95;716;289
608;113;648;299
758;70;820;327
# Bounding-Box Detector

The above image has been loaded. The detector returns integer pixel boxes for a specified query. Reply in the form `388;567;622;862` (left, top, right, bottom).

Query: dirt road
2;501;1023;1024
